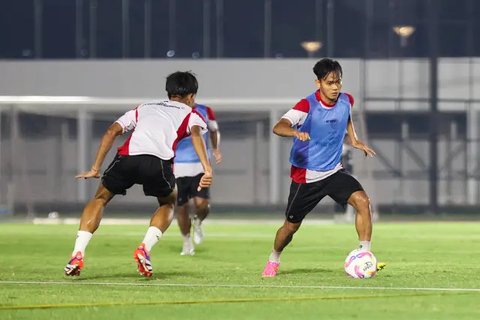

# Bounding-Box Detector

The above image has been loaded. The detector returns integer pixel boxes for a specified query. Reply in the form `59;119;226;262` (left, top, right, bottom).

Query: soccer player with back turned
64;71;212;277
262;58;378;277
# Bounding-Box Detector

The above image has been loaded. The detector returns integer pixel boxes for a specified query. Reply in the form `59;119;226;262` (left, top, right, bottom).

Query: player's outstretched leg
348;190;387;272
64;185;113;276
348;190;372;250
134;191;175;277
262;220;301;277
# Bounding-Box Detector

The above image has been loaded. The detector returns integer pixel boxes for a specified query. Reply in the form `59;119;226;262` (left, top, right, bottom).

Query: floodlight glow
393;25;416;47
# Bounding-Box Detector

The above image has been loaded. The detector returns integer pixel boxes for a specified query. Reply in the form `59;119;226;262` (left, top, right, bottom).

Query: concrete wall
0;59;362;100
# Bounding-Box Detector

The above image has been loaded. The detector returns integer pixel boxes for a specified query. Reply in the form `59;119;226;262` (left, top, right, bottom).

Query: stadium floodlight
393;25;416;47
301;41;322;58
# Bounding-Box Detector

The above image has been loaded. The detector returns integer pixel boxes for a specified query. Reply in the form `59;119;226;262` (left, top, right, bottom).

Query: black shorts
102;154;175;198
285;169;364;223
176;173;210;206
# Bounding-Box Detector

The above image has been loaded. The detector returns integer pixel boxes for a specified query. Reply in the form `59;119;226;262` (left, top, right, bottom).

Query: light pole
301;41;322;58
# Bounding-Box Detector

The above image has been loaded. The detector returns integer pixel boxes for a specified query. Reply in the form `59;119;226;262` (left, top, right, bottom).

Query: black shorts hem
284;170;364;223
176;173;210;206
102;179;127;196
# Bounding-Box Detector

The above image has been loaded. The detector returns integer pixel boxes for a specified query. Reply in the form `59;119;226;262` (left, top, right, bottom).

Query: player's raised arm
273;118;311;141
75;122;123;179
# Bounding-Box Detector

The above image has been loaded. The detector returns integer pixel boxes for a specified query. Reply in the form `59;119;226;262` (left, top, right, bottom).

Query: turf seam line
1;281;480;292
0;292;458;311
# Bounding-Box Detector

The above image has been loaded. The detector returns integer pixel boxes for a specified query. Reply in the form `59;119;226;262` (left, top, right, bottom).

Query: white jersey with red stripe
115;100;207;161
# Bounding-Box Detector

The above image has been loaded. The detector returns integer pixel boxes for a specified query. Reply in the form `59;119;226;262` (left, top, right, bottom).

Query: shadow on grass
280;268;334;275
71;270;198;281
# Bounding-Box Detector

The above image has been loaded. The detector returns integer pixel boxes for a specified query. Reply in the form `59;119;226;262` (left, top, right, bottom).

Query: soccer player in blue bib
174;104;222;255
262;58;377;277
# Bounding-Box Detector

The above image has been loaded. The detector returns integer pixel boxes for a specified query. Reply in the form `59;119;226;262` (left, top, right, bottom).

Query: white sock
359;241;371;251
141;226;163;252
268;250;281;263
182;234;192;243
72;231;93;256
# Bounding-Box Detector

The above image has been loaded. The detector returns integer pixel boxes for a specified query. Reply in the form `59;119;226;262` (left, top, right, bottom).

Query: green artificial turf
0;221;479;319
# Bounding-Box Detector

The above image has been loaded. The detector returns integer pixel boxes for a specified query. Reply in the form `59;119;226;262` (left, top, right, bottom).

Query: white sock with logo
72;231;93;257
142;226;163;252
359;241;371;251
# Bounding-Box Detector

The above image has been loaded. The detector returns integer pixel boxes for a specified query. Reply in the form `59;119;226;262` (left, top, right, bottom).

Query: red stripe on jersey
117;134;132;155
290;165;306;183
192;109;206;124
344;93;354;107
206;106;216;120
292;99;310;113
117;106;139;156
172;113;192;154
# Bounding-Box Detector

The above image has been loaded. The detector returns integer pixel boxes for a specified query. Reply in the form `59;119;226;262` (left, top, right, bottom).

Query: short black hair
313;58;342;80
165;71;198;98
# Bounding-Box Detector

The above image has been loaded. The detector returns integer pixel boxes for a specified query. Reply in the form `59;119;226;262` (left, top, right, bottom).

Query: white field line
1;281;480;293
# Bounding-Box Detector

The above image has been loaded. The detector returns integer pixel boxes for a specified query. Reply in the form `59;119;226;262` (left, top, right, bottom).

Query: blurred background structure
0;0;479;217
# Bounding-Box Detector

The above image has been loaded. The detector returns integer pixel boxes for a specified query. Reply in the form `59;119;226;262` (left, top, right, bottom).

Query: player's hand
294;131;311;141
212;149;223;164
75;168;100;179
352;141;376;157
197;169;213;191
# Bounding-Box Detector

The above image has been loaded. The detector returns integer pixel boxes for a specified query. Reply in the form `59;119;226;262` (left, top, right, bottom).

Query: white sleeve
115;109;137;133
281;109;308;127
207;119;219;131
187;112;208;135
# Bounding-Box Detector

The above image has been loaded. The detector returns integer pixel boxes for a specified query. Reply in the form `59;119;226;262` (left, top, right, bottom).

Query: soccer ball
344;249;377;279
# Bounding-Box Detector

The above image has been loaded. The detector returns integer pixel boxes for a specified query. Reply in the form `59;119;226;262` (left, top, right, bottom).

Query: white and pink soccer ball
344;249;377;279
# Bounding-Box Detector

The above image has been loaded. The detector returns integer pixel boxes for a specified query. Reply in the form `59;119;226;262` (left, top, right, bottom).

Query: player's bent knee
197;202;210;213
158;190;177;206
284;221;301;234
93;186;114;205
349;191;370;209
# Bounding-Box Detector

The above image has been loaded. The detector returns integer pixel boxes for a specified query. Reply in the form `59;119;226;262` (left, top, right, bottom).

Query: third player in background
174;103;222;255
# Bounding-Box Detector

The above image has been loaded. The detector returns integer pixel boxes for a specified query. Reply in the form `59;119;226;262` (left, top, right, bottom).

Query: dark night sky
0;0;479;59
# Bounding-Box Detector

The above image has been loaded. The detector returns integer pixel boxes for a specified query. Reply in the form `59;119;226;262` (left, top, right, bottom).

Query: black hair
313;58;343;80
165;71;198;98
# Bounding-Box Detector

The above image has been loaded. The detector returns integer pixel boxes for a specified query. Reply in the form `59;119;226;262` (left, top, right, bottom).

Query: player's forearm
91;125;121;171
191;127;212;173
210;130;220;150
273;120;297;138
273;119;311;141
346;118;359;143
